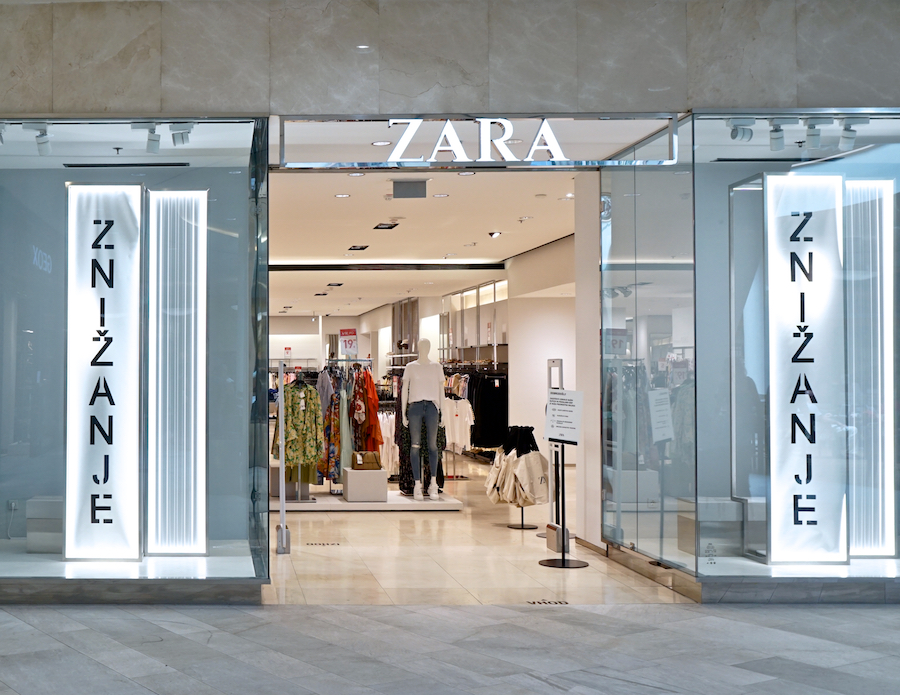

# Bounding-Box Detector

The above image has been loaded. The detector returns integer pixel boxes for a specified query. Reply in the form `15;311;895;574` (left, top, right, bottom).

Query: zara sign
386;118;567;163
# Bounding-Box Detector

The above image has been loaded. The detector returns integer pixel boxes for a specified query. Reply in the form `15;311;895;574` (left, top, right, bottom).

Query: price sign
284;347;292;359
340;328;358;356
602;328;628;356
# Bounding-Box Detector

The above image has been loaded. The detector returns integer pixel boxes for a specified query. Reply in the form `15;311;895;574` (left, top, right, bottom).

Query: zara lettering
387;118;567;163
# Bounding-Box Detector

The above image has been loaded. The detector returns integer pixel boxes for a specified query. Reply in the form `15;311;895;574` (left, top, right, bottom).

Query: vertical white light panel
845;180;894;557
147;191;208;555
765;174;848;564
66;184;143;560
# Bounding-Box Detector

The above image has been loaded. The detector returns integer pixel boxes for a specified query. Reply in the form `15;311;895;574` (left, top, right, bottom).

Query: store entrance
265;116;688;606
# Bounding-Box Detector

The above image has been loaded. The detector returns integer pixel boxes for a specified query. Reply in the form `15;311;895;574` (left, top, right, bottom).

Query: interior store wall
3;2;897;118
508;297;577;460
0;166;252;540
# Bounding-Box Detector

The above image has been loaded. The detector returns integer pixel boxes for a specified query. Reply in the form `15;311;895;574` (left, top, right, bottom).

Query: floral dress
272;383;324;484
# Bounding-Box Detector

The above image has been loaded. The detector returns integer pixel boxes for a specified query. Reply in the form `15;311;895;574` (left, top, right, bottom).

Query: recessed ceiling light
458;171;475;176
444;253;457;257
344;253;354;257
565;193;575;198
314;292;327;296
374;222;399;230
507;138;523;145
356;44;370;49
348;245;368;251
489;232;501;238
560;292;573;296
518;216;533;221
372;140;392;147
535;193;547;198
348;172;365;177
335;193;350;198
283;305;292;308
327;282;343;287
558;197;574;201
464;243;476;247
433;193;449;198
424;282;434;285
278;310;287;313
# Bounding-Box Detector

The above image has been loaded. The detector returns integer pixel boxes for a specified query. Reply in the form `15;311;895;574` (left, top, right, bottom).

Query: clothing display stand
508;506;538;530
276;361;290;554
539;358;588;569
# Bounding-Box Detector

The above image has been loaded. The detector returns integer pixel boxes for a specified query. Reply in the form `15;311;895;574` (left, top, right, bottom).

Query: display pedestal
342;468;388;503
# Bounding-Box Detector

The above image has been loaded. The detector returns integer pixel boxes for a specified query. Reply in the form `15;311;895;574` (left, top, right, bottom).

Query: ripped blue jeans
408;400;439;481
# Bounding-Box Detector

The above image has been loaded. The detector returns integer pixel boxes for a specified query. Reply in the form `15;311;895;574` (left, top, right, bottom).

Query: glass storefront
603;111;900;583
0;119;268;585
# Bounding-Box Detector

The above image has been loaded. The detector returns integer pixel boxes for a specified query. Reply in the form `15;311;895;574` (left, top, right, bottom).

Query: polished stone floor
2;602;900;694
265;457;690;606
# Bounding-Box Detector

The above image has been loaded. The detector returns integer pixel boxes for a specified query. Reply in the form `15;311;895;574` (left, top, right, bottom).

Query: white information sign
66;185;142;560
545;389;584;446
765;174;848;564
340;328;358;356
647;389;675;443
284;347;292;359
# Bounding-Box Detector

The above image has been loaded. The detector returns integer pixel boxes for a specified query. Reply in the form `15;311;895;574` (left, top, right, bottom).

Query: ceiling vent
374;222;399;230
393;180;426;199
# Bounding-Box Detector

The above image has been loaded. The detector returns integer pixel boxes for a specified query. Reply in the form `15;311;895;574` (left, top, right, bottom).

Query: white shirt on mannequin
402;339;445;426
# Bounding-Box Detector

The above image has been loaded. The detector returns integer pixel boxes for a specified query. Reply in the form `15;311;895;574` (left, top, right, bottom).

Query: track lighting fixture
726;118;755;142
801;118;832;149
131;122;161;153
768;118;799;152
22;122;52;156
170;122;194;147
488;232;501;238
0;124;5;146
838;117;869;151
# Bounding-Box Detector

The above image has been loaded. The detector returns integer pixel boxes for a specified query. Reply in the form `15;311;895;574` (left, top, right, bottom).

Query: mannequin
402;339;445;501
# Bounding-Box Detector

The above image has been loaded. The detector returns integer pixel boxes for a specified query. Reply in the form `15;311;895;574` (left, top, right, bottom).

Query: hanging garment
378;412;400;475
441;398;475;454
340;388;353;475
485;426;548;507
319;391;341;482
471;374;508;448
316;370;334;416
360;370;384;453
272;383;324;485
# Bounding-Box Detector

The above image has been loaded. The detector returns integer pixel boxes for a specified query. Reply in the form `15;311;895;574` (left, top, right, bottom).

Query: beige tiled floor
265;457;692;606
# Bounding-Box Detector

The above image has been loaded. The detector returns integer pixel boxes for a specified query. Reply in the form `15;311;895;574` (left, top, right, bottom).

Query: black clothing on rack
470;372;508;448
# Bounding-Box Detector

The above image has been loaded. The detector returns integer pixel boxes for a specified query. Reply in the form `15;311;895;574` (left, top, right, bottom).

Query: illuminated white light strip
147;191;208;555
65;185;143;560
845;180;894;557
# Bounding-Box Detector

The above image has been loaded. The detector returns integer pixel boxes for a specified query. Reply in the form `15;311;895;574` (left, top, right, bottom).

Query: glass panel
0;119;265;579
695;114;900;576
495;280;509;302
601;119;696;573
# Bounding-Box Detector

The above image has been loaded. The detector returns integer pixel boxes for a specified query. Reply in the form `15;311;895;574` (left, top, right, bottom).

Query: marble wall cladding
797;0;900;107
488;0;577;113
0;4;52;113
52;2;162;113
577;0;688;113
687;0;797;108
162;1;269;113
379;0;489;114
270;0;379;115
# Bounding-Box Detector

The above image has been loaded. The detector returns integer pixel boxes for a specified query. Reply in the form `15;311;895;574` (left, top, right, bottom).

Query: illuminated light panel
845;180;895;557
147;191;208;555
65;185;143;560
765;174;848;564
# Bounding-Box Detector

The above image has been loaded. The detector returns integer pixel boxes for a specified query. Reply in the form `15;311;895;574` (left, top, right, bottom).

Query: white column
574;172;601;545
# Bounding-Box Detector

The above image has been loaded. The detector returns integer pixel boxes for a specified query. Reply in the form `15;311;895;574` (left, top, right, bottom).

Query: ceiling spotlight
489;232;501;238
838;117;869;151
335;193;350;198
344;253;354;257
433;193;449;198
132;122;161;153
725;118;755;142
348;172;365;177
356;44;370;50
768;118;799;152
769;125;784;151
23;122;52;156
0;124;5;146
458;171;475;176
802;118;832;149
170;122;194;146
371;140;392;147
